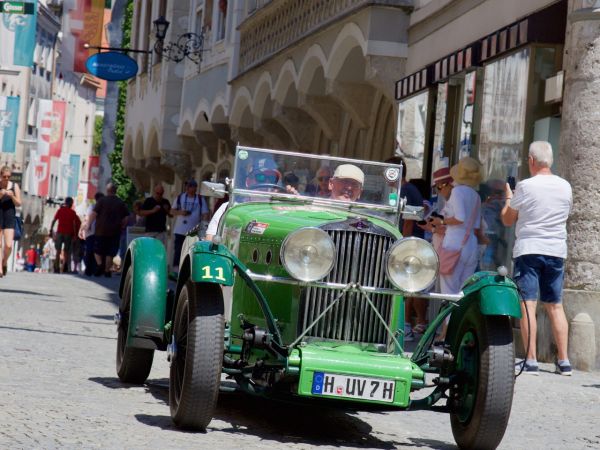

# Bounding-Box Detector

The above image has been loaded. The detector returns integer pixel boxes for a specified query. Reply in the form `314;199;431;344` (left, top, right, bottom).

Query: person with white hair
501;141;573;376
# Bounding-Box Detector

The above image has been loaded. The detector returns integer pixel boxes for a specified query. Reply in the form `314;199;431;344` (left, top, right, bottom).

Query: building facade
0;0;100;267
122;0;599;369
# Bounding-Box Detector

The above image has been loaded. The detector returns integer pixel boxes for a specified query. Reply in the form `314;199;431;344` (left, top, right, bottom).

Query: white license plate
311;371;395;403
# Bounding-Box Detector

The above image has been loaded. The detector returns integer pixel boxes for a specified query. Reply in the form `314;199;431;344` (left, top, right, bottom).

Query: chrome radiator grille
298;230;395;344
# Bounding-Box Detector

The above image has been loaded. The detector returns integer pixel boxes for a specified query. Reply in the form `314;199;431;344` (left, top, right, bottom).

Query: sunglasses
317;176;330;182
333;178;361;190
435;182;450;191
254;173;279;184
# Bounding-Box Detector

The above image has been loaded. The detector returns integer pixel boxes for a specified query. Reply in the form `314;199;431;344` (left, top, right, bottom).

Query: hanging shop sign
85;51;139;81
0;1;34;14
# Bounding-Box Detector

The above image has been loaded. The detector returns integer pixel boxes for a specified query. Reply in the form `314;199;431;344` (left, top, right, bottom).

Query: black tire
449;310;515;450
116;267;155;383
169;280;224;430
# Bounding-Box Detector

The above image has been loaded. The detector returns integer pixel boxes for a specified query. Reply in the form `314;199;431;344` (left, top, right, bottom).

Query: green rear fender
189;240;235;286
119;237;168;348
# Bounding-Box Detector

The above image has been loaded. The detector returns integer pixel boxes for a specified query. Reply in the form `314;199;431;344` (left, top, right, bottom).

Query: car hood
223;202;401;241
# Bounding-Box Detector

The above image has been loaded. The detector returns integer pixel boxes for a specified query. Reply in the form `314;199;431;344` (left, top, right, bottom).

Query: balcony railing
238;0;412;74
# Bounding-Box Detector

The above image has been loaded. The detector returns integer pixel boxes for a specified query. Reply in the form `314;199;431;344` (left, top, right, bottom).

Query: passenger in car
328;164;364;202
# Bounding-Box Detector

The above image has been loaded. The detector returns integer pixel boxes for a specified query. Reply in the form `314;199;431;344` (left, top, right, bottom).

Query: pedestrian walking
139;184;171;247
25;245;36;272
41;235;53;272
87;183;129;277
170;179;209;270
501;141;573;376
0;165;22;277
79;192;104;276
49;197;80;273
430;157;482;294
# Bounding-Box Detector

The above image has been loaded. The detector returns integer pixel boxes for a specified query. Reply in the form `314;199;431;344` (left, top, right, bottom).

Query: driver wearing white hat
329;164;364;202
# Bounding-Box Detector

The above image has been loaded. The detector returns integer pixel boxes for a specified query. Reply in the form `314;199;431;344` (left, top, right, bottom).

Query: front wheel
116;267;155;383
169;280;224;430
449;311;514;450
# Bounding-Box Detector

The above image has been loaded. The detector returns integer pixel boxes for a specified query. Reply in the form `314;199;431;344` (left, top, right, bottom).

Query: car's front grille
298;229;395;345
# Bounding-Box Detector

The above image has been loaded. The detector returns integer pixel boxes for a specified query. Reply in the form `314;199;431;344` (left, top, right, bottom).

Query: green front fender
190;240;235;286
119;237;168;348
462;272;522;318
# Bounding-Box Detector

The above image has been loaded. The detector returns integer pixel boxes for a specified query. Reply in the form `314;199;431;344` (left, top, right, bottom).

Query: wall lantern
153;15;206;65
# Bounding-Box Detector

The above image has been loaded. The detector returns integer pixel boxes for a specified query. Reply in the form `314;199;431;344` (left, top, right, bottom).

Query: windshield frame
230;146;403;226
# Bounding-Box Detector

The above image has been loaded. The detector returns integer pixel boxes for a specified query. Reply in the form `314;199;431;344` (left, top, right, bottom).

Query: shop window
477;47;530;271
431;82;448;172
396;90;429;180
529;47;562;172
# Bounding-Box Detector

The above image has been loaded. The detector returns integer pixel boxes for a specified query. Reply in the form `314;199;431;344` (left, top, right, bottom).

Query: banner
65;154;80;198
37;99;66;157
87;155;99;199
0;0;37;67
26;149;48;197
0;96;19;153
62;0;105;73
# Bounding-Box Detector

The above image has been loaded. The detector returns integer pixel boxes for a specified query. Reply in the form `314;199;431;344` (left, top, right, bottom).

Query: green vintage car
116;146;521;450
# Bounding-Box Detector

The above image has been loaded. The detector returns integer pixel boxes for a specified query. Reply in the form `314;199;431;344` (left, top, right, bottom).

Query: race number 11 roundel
85;52;139;81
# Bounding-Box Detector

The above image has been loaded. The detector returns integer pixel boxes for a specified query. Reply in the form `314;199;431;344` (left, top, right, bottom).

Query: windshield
231;146;402;223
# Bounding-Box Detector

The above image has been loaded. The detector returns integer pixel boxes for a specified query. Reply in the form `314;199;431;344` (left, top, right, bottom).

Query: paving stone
0;272;599;449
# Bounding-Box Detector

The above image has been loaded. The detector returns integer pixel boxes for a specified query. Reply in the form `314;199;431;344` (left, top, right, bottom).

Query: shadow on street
89;376;455;449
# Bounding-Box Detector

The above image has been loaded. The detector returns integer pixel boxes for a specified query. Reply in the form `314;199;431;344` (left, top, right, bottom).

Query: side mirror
401;204;425;221
200;181;227;198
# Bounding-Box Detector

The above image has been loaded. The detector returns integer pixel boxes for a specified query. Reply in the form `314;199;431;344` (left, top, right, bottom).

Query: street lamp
152;16;206;65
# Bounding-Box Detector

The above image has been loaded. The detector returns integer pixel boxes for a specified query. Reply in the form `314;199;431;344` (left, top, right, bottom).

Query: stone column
557;0;600;369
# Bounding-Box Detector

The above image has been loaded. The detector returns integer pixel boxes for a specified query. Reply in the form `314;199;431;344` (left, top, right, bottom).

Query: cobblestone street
0;272;599;449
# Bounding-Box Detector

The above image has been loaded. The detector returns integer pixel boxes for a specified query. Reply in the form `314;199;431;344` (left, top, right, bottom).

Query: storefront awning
395;0;567;101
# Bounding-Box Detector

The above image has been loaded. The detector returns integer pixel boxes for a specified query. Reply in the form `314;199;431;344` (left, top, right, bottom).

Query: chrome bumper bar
246;271;463;302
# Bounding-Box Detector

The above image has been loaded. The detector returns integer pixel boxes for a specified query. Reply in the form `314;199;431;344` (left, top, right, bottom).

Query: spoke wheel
169;280;224;430
449;311;514;450
116;268;154;383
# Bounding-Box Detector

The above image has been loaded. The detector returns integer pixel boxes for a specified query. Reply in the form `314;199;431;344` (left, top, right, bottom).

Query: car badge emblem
350;219;370;230
384;167;400;183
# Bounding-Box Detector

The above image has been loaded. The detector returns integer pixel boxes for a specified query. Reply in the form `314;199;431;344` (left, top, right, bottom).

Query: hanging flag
0;96;19;153
0;0;37;67
61;0;105;73
65;154;80;198
87;155;99;199
37;99;66;157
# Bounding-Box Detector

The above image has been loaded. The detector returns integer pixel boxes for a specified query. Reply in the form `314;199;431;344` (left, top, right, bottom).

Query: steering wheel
247;183;288;193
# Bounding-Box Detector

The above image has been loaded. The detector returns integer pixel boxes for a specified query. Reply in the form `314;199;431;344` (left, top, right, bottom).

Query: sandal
413;323;428;334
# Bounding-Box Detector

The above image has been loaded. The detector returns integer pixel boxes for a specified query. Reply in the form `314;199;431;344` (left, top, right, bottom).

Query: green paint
296;343;423;407
126;237;167;347
190;241;235;286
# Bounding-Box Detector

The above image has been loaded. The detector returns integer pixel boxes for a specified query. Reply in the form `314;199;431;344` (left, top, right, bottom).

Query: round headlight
281;228;335;281
386;237;438;293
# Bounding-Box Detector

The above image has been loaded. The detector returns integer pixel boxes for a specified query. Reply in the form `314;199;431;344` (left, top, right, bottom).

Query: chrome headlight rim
280;227;336;282
385;236;439;294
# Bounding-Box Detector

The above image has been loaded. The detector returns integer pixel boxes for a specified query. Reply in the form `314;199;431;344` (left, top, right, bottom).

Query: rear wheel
116;267;155;383
169;280;224;430
449;310;514;450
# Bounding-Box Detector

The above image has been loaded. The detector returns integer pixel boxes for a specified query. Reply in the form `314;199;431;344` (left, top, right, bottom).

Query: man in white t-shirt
501;141;573;376
171;179;209;269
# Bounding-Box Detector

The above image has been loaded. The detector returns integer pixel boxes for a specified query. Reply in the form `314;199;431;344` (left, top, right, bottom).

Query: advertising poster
61;0;105;73
0;95;19;153
87;155;99;199
0;0;37;67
